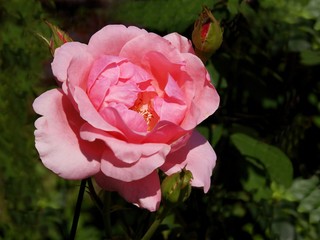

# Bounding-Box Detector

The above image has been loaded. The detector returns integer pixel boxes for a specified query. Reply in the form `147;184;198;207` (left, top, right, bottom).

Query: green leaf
109;0;212;33
288;39;311;52
211;124;224;147
298;188;320;213
287;176;319;201
242;164;272;200
300;50;320;65
302;0;320;19
310;206;320;224
272;221;295;240
227;0;239;16
231;133;293;187
313;116;320;128
196;126;210;141
314;17;320;31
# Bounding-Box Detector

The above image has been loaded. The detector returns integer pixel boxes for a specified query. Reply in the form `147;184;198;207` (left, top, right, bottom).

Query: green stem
69;179;87;240
140;218;162;240
141;206;168;240
103;191;112;240
87;178;103;211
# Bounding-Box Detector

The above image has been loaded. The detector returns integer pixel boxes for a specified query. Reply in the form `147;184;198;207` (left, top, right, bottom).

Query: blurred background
1;0;320;239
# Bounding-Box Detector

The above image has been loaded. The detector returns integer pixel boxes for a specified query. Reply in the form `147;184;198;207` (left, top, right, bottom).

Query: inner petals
100;103;148;133
87;55;126;91
153;97;187;125
144;51;185;94
87;56;126;109
164;75;185;104
103;83;139;108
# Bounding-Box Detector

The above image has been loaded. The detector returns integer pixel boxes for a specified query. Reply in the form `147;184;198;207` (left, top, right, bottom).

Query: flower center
130;92;159;131
133;103;153;126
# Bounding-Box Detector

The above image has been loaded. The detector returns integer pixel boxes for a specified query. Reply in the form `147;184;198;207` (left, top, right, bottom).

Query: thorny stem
69;179;87;240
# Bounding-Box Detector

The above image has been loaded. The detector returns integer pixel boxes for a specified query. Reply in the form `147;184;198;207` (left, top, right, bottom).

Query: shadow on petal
94;171;161;212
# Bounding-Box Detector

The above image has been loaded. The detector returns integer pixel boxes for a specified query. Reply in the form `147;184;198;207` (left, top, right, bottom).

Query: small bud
192;6;223;63
46;21;73;55
36;21;73;56
161;168;193;205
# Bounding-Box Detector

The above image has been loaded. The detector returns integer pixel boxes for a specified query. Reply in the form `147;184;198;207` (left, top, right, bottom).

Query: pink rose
33;25;219;211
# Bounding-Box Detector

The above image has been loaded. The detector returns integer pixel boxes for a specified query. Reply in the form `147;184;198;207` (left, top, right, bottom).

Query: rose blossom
33;24;219;211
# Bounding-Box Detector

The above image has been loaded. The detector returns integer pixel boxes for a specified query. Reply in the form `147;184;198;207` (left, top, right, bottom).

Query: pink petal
100;103;147;132
72;87;124;135
164;75;185;102
143;51;186;95
153;97;186;125
179;53;220;129
145;121;188;144
152;75;187;124
52;42;91;84
119;61;150;82
66;51;94;93
99;105;148;136
86;56;126;108
169;130;193;152
33;89;102;179
87;55;125;91
88;65;120;109
100;146;168;182
88;25;148;57
164;33;195;54
81;124;170;164
80;125;170;181
104;84;139;108
161;130;216;193
94;171;161;211
73;87;149;142
120;33;184;66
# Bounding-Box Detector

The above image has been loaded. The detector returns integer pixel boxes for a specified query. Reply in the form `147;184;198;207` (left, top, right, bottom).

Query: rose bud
161;168;193;205
192;6;223;63
46;21;73;55
37;21;73;55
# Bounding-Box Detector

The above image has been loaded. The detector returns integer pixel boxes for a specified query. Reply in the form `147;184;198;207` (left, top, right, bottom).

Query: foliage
1;0;320;239
0;0;53;239
109;0;213;33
